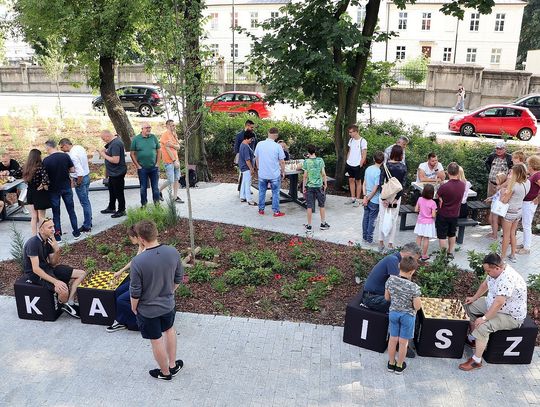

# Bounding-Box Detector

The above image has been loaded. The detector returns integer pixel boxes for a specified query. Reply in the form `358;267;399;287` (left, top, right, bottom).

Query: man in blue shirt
361;242;421;313
254;127;286;217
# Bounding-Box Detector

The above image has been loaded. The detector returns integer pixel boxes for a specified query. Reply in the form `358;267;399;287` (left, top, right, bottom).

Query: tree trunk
99;56;134;149
183;0;211;182
333;0;382;186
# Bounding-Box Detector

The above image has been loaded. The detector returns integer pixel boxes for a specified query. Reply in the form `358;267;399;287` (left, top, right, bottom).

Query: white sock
472;355;481;363
468;334;476;341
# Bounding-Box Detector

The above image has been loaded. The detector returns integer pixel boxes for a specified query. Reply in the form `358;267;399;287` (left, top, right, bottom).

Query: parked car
448;105;537;141
92;85;166;117
205;91;270;118
510;94;540;121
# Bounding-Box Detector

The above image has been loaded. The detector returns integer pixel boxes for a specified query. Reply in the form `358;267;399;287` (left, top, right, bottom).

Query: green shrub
211;277;229;293
325;267;343;286
223;266;272;286
291;244;320;270
244;285;257;297
304;281;329;311
527;274;540;293
224;268;248;286
187;263;213;283
10;223;25;271
401;56;428;87
353;251;384;283
177;284;193;298
214;226;225;241
229;251;252;269
124;204;178;231
467;250;486;281
229;249;283;274
240;227;254;244
97;243;113;255
280;282;296;300
267;233;286;243
84;257;97;273
292;271;316;291
416;252;458;297
199;246;220;261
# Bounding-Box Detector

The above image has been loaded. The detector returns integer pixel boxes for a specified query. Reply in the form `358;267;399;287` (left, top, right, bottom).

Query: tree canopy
517;0;540;68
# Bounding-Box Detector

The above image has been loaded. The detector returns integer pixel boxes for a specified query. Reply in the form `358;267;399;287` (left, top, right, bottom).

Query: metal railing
390;66;428;89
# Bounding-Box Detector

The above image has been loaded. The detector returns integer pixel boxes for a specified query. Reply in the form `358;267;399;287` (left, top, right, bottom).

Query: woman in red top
519;155;540;254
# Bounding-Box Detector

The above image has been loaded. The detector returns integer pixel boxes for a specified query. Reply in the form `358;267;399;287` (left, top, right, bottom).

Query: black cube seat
343;291;389;353
14;276;62;321
483;316;538;365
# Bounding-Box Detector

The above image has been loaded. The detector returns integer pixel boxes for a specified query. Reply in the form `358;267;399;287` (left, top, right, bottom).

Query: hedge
203;113;537;200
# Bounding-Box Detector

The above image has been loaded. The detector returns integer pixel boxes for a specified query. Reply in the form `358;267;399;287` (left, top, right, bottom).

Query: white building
202;0;526;70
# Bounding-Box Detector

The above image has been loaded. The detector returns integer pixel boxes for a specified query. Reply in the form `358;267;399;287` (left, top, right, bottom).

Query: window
230;43;238;58
495;13;505;31
216;93;235;102
524;97;540;107
398;12;407;30
209;44;219;58
480;108;500;117
504;108;521;117
470;13;479;31
210;13;218;30
421;12;431;30
443;47;452;62
357;5;366;28
250;12;258;28
491;48;501;64
396;46;406;60
466;48;477;63
271;11;279;19
231;12;238;28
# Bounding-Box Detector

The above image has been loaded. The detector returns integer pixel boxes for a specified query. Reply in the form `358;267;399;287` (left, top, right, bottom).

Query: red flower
182;275;189;284
348;240;354;246
274;274;282;280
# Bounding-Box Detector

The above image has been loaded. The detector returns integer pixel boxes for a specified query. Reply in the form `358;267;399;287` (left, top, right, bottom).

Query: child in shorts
414;183;437;261
302;144;329;235
384;256;422;374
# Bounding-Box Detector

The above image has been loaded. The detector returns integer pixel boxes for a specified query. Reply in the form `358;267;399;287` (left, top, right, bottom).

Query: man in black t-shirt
23;218;86;318
98;130;127;218
42;140;80;242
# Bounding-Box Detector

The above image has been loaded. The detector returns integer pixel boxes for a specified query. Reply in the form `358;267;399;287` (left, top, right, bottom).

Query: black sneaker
387;361;396;372
175;197;185;203
106;321;127;333
100;208;116;214
111;211;126;218
54;232;63;243
149;369;172;381
320;222;330;230
170;359;184;377
62;303;80;319
159;192;164;201
394;362;407;375
79;226;92;233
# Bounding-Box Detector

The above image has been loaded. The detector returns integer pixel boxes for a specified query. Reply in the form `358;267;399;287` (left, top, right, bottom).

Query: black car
511;94;540;121
92;85;166;117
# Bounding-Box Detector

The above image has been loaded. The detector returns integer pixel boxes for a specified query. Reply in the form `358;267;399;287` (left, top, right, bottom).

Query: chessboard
284;159;304;173
421;297;469;321
79;271;128;290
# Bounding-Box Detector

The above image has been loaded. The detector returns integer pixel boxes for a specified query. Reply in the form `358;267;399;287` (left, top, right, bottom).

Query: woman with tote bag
377;145;407;253
500;164;530;263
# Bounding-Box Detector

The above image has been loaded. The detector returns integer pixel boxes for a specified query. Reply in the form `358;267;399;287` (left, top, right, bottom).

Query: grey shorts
306;187;325;210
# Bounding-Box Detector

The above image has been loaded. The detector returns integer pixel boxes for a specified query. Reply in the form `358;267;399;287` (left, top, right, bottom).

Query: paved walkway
1;295;539;406
1;180;540;279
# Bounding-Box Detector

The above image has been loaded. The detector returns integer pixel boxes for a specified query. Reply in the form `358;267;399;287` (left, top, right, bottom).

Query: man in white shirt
459;253;527;371
254;127;286;217
384;136;409;165
59;138;92;232
416;152;445;183
345;124;368;207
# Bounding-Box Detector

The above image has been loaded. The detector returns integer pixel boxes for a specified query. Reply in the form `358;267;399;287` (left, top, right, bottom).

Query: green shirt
131;134;160;168
302;157;325;188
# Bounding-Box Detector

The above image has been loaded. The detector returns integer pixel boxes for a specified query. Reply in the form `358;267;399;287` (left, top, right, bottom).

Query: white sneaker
345;198;355;205
21;206;29;215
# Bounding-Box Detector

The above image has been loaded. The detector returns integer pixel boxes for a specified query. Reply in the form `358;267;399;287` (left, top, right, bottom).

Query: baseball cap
495;141;507;149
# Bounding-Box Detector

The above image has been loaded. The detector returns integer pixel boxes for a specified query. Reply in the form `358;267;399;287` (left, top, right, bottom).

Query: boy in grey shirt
130;220;184;380
384;256;422;374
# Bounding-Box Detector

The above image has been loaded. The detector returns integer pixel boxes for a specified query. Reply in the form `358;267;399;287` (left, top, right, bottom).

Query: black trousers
108;173;126;212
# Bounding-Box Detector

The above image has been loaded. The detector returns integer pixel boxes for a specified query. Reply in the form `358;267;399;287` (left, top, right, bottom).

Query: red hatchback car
205;91;271;118
448;105;537;141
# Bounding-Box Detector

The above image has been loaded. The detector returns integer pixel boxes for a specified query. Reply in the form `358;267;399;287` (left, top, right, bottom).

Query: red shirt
438;179;466;218
524;172;540;201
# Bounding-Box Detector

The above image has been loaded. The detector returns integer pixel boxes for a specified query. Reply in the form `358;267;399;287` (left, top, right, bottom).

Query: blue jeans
361;291;390;313
49;188;79;237
75;175;92;229
258;176;281;213
362;201;380;243
115;281;138;330
389;311;416;340
240;170;252;201
137;166;160;206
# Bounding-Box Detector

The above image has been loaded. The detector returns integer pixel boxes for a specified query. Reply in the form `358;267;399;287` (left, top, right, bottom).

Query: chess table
414;297;470;358
77;271;129;326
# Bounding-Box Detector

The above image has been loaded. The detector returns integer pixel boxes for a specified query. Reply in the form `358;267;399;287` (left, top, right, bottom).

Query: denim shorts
306;187;325;210
389;310;416;339
164;163;180;184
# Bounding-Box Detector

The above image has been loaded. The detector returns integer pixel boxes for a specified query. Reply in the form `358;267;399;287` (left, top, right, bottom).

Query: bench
467;200;491;221
456;218;479;245
399;204;416;231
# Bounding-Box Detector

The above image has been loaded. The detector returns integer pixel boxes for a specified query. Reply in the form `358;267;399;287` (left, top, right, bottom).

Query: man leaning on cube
459;252;527;371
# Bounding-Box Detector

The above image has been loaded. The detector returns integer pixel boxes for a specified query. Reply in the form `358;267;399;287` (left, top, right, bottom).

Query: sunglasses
143;126;152;129
39;217;53;228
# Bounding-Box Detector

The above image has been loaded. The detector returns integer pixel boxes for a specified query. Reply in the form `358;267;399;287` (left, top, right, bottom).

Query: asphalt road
1;92;538;148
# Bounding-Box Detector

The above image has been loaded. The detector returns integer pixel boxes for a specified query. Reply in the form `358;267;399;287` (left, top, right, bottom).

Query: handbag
491;199;509;217
380;163;403;201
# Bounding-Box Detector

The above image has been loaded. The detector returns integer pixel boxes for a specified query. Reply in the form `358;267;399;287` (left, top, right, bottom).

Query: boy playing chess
384;256;422;374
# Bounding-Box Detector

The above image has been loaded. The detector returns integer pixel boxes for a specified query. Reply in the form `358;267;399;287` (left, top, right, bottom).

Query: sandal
247;201;257;206
516;248;530;255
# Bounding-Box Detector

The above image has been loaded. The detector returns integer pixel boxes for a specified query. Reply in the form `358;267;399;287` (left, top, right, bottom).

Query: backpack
179;168;197;188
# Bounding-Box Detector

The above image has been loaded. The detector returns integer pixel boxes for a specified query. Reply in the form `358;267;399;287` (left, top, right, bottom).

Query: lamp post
232;0;236;90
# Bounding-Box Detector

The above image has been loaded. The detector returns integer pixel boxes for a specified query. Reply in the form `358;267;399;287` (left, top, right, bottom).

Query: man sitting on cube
459;252;527;371
23;218;86;318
